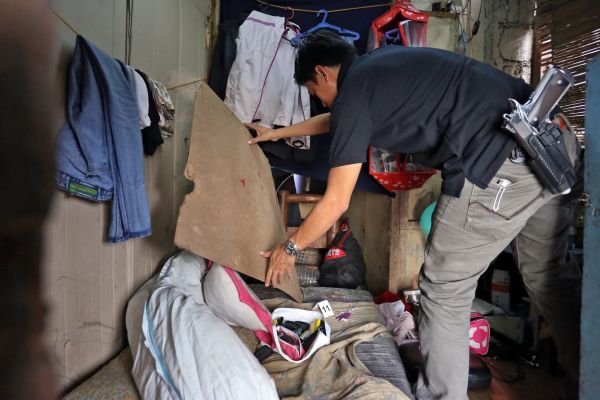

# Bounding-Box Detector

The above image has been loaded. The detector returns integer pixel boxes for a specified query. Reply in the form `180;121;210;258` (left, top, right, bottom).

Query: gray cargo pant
417;137;581;399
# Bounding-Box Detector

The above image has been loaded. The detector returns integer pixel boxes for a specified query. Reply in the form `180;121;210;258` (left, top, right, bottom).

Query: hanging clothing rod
255;0;391;14
51;8;79;36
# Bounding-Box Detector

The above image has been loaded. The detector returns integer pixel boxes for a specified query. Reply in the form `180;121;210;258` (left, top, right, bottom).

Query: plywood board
175;83;301;301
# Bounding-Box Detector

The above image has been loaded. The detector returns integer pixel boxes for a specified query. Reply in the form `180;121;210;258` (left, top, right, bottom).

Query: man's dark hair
294;29;357;85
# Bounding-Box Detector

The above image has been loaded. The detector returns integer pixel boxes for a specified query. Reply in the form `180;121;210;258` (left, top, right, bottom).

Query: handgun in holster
502;66;577;194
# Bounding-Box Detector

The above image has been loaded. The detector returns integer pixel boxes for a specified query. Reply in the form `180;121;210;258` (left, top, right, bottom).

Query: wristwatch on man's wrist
283;240;300;257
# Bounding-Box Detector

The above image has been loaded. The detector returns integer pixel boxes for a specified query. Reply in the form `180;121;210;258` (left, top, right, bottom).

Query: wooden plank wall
41;0;216;389
344;191;392;296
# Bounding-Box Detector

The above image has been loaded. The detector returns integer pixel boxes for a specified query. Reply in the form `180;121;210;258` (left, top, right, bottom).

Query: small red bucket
368;146;436;192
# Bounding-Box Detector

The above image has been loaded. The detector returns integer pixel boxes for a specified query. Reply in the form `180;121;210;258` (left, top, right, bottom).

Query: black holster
522;122;576;194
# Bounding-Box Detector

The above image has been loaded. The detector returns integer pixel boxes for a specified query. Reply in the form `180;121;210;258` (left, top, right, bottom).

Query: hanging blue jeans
55;35;151;242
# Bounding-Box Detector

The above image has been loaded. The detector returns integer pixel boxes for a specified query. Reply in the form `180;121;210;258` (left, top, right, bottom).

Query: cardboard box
174;83;301;301
491;269;511;313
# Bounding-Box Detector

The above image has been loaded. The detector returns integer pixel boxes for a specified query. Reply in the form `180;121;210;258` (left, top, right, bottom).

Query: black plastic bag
318;221;366;289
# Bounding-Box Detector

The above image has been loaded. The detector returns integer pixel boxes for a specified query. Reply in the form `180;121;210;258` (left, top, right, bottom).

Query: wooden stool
278;190;341;286
278;190;340;247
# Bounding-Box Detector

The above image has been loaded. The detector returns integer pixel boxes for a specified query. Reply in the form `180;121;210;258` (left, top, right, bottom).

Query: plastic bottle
296;265;319;287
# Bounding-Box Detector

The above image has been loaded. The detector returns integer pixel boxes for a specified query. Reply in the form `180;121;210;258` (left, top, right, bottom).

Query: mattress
66;286;414;400
63;349;139;400
251;285;415;399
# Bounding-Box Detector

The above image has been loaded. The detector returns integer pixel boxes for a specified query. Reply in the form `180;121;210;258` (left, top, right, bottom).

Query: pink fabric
255;329;274;347
276;334;304;361
280;343;300;360
224;267;272;334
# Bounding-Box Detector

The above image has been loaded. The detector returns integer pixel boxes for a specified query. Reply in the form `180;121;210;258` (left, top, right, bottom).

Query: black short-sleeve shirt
328;46;532;197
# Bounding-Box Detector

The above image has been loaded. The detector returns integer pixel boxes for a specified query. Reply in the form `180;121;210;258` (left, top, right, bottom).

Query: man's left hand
260;244;295;287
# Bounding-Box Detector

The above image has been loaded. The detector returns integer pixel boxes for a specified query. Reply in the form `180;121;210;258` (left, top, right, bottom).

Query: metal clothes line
254;0;392;14
50;8;202;92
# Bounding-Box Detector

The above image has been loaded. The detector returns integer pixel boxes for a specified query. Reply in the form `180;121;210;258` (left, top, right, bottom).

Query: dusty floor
468;359;565;400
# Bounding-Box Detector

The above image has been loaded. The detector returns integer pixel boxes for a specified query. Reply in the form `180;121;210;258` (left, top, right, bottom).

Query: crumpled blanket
233;299;411;400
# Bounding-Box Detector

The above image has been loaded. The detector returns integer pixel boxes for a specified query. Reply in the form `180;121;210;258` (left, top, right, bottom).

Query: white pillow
203;263;272;341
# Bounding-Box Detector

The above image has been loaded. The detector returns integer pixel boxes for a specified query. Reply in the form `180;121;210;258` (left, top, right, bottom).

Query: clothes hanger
385;28;401;41
285;6;294;22
307;10;360;40
284;7;301;34
291;9;360;47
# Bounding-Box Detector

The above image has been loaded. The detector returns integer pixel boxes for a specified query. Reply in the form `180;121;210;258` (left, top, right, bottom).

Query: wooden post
389;191;420;293
388;174;441;295
581;54;600;399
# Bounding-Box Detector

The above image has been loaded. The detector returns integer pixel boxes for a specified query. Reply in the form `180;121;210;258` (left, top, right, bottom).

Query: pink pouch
469;313;490;355
275;326;305;361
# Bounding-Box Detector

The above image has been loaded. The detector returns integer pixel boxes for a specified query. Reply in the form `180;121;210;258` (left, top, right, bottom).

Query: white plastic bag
269;307;331;364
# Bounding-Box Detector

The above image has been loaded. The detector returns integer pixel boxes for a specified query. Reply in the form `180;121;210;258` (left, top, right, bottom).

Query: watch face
285;241;298;256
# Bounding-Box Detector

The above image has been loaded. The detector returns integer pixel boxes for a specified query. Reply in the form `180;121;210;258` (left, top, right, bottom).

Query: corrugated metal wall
41;0;216;389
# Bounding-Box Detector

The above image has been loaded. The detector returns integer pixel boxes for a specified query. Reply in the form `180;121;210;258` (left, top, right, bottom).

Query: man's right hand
245;123;280;144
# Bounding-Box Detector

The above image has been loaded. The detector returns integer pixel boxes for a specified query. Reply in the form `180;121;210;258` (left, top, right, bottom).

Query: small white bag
269;307;331;364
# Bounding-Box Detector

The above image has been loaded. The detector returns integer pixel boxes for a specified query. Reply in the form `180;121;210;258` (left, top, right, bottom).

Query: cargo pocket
465;174;544;240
